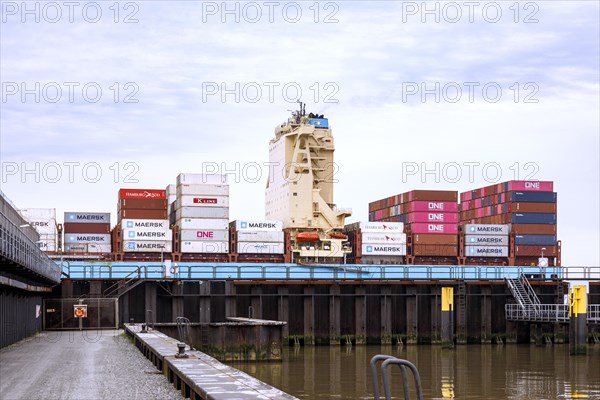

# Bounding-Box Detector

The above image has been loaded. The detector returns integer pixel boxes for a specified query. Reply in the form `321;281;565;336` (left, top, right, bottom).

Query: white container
38;239;57;252
180;229;229;242
233;220;283;231
64;212;110;224
168;195;177;206
361;233;407;245
19;208;56;220
176;173;228;185
123;241;172;252
64;233;111;244
123;229;173;241
180;241;229;253
166;184;176;197
175;207;229;220
175;195;229;208
27;219;57;235
236;231;284;243
465;245;509;257
464;224;510;235
361;255;406;263
177;184;229;197
345;221;404;233
361;244;407;256
65;243;111;253
19;208;57;234
465;235;509;246
237;242;285;254
121;219;169;231
176;218;229;230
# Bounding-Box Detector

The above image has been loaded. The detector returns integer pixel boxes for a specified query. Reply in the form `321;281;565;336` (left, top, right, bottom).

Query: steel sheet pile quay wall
460;180;559;265
464;224;510;258
175;174;229;254
231;220;285;255
115;189;172;255
343;221;406;264
18;208;58;252
369;190;459;258
63;212;111;253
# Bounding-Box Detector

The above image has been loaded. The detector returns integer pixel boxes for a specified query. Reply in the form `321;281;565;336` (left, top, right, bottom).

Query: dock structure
125;324;297;400
52;262;600;347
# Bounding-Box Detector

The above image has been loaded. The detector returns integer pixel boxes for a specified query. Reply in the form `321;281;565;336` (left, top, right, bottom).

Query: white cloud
1;1;598;265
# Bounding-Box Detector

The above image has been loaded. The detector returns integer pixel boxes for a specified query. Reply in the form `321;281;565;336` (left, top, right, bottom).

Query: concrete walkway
0;330;182;400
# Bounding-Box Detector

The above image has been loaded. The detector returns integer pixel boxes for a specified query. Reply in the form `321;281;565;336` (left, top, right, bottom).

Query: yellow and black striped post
569;285;587;355
441;287;454;348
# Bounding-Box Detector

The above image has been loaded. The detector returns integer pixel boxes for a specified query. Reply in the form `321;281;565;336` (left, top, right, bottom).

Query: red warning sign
74;305;87;318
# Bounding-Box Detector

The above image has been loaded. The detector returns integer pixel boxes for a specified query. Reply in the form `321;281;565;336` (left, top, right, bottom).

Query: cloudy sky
1;1;598;265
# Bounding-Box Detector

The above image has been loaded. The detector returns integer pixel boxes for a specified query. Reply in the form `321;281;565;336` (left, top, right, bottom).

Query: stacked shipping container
344;221;406;263
63;212;111;253
175;174;230;254
117;189;171;253
166;184;177;226
18;208;58;252
230;220;285;254
460;180;558;260
463;224;510;258
369;190;459;257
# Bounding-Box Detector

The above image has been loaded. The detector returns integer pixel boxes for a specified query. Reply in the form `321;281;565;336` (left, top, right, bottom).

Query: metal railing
589;305;600;323
103;267;144;297
176;316;194;350
0;207;61;284
60;262;600;281
371;355;423;400
505;304;570;322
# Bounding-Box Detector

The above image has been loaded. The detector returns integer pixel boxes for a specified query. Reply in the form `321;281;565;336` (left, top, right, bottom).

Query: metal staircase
506;275;540;317
103;267;145;298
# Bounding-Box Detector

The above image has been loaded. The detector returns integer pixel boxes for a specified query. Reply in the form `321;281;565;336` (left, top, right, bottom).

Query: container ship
19;105;561;268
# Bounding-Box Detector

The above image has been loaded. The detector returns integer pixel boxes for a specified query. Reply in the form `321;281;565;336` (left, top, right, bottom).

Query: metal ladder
199;324;210;350
345;335;352;347
592;332;600;344
370;355;423;400
457;281;467;342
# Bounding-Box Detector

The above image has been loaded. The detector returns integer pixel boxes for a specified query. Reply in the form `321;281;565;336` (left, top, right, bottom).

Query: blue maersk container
511;213;557;224
508;191;557;203
515;234;557;246
306;118;329;129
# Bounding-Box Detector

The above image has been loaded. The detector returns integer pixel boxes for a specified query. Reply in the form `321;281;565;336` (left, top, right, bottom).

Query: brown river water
230;344;600;399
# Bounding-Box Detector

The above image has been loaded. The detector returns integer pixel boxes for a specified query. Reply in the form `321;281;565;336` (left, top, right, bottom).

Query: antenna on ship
290;100;306;123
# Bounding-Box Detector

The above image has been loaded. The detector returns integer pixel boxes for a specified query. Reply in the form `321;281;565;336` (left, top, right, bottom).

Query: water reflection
229;345;600;400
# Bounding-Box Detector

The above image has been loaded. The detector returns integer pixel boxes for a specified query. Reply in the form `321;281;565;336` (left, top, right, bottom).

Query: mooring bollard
176;342;189;358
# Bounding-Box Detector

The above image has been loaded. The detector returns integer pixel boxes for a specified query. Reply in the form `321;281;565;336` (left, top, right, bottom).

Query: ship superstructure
265;103;352;262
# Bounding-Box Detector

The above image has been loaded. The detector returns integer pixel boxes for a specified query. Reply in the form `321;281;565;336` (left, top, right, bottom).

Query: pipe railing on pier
371;355;423;400
60;262;600;282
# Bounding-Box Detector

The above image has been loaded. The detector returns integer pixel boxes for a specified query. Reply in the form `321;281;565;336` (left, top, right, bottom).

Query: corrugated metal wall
0;285;42;348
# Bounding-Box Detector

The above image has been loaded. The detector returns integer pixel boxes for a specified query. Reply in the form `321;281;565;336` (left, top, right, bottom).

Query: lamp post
541;247;546;258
